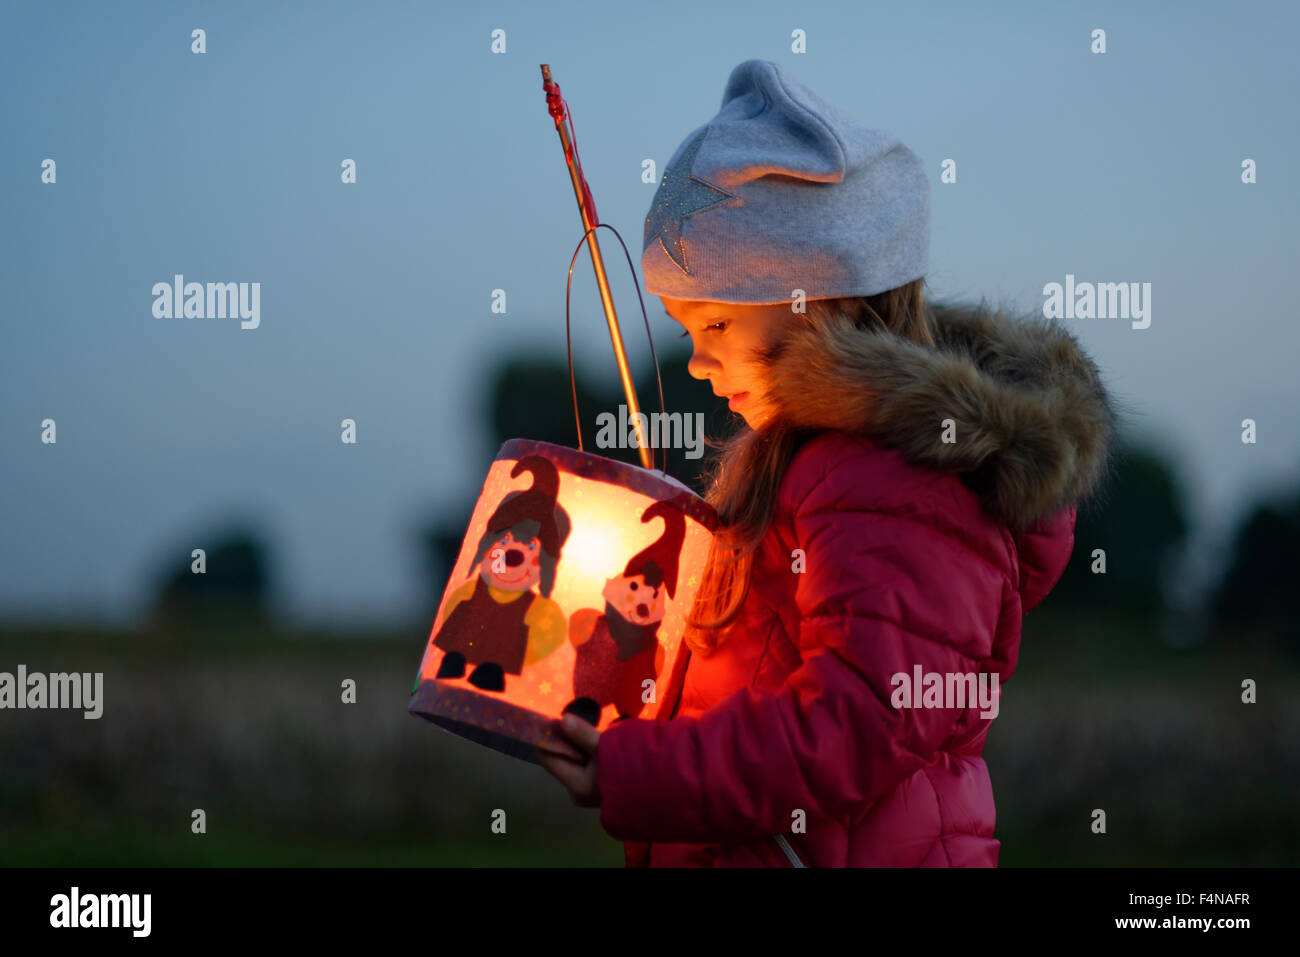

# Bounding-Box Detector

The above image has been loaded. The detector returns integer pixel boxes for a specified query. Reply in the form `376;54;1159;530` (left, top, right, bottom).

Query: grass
2;616;1296;866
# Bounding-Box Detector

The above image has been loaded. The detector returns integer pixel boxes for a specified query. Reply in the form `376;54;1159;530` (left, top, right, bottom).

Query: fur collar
761;300;1119;529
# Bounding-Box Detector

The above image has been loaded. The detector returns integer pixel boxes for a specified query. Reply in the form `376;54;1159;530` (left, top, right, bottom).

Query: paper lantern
409;438;718;764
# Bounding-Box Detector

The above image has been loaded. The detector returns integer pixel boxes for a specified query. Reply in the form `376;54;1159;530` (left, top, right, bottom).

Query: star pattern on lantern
643;129;736;277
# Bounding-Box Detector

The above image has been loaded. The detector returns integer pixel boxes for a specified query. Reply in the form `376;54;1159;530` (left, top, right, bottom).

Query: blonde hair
682;278;935;655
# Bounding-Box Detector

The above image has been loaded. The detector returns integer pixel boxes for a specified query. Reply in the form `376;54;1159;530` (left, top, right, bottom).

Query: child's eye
707;321;727;332
678;329;690;339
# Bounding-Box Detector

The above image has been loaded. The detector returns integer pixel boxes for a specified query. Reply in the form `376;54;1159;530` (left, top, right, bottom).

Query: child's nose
686;348;718;381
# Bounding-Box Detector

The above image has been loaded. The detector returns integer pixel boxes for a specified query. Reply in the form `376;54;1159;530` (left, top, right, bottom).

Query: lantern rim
497;438;718;531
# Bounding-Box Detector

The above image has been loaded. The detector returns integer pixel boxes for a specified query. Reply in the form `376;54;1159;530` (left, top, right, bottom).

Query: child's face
660;296;791;430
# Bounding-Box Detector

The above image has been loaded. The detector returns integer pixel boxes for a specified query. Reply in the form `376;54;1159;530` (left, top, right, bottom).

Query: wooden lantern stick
541;64;655;471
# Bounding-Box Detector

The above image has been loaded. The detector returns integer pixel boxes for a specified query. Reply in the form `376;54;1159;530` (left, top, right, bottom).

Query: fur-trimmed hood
761;300;1119;529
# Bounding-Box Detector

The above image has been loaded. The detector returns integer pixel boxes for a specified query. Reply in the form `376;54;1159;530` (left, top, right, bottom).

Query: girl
538;59;1116;867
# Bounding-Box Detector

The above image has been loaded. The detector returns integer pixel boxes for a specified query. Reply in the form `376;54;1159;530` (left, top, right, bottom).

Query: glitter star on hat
643;129;736;277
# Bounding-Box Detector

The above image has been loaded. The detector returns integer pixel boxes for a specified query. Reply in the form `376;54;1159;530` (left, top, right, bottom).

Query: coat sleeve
596;443;990;845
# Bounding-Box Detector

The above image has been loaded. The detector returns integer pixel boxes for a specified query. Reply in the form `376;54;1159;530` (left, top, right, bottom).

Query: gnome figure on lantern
433;456;571;692
562;499;686;726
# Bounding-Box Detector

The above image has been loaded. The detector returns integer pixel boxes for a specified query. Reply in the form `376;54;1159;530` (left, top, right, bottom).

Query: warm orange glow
410;440;716;763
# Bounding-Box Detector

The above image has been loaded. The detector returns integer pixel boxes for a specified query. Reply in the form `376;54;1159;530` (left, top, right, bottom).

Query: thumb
563;713;602;752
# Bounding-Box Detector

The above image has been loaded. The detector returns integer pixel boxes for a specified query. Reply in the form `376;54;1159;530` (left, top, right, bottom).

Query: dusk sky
3;0;1297;631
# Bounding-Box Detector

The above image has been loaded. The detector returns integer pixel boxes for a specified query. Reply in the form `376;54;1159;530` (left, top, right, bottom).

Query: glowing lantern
411;65;717;763
409;438;718;764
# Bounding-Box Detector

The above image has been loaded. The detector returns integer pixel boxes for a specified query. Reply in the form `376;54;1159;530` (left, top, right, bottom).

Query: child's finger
537;728;585;762
536;748;572;776
561;713;602;752
536;741;584;762
538;750;586;797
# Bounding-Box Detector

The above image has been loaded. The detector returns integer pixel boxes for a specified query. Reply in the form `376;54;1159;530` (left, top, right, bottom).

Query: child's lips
727;392;749;410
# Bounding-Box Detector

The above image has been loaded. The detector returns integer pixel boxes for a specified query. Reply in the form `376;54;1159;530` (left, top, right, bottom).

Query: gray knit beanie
642;59;929;305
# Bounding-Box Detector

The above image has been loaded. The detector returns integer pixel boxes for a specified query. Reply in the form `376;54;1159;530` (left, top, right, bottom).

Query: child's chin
742;406;773;430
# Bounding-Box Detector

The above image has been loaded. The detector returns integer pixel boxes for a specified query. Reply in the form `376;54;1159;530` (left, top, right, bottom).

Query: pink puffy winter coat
594;300;1117;867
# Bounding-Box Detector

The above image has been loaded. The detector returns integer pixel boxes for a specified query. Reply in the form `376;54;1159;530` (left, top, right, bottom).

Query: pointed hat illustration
485;455;571;561
621;499;686;599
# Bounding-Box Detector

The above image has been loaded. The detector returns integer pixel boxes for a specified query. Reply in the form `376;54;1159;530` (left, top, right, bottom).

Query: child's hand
537;714;602;808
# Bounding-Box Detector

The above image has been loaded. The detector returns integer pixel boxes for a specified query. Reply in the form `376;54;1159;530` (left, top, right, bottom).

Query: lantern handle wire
543;64;658;471
565;221;669;476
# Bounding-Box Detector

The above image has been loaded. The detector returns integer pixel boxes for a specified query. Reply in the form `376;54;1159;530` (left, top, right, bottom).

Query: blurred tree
1209;490;1300;653
1044;440;1190;622
485;339;734;493
485;356;606;456
148;527;273;632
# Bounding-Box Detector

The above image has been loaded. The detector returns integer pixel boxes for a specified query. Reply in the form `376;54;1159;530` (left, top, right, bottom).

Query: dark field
2;613;1295;867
